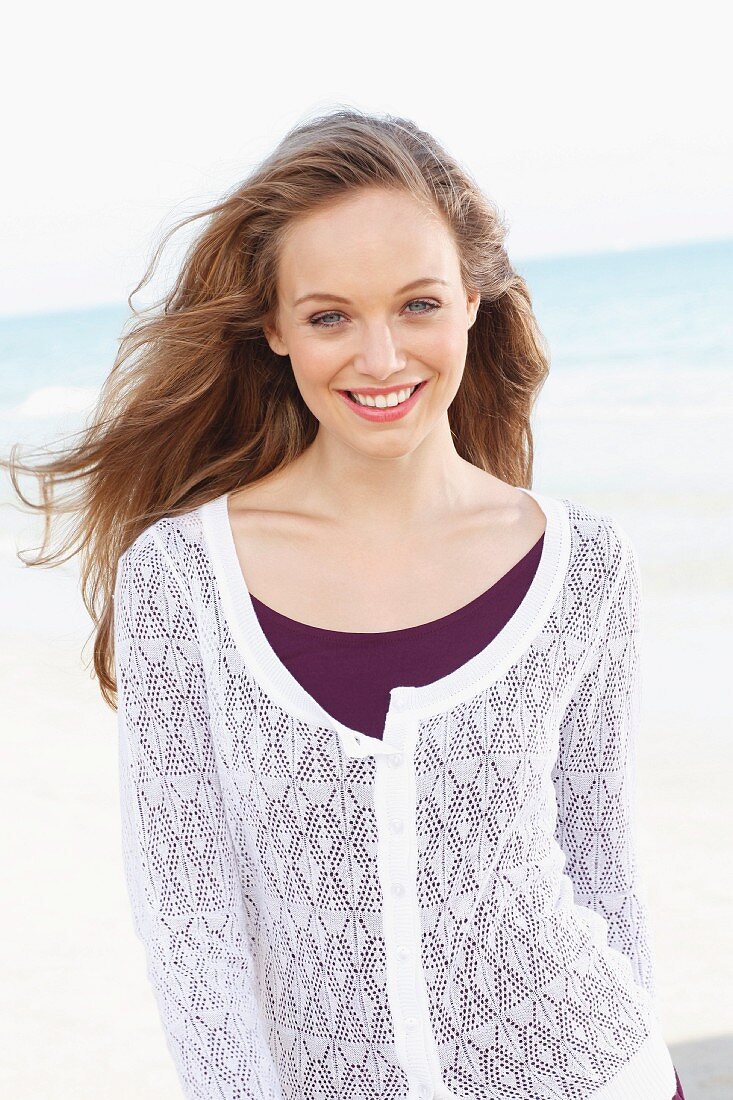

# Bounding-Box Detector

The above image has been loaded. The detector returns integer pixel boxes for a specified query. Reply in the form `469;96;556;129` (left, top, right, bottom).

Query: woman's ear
467;291;481;329
263;320;288;357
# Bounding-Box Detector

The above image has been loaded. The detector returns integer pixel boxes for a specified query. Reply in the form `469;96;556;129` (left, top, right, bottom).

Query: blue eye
309;298;440;329
310;311;343;328
404;299;437;314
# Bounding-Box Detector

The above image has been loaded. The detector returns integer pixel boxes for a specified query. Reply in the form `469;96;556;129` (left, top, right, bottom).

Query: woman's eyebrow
293;277;450;308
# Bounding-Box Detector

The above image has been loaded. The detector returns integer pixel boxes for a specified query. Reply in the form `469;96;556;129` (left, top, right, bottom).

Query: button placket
374;718;434;1099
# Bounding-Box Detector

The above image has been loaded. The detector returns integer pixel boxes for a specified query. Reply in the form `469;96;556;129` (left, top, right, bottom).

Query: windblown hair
1;106;550;708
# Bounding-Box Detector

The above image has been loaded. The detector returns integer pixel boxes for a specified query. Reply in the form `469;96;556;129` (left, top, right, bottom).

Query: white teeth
349;384;419;408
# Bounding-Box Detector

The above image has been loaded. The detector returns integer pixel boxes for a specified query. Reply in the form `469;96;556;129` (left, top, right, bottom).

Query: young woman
6;108;686;1099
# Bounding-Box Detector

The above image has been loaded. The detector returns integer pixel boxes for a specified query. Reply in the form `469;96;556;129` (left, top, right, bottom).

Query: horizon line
1;233;730;323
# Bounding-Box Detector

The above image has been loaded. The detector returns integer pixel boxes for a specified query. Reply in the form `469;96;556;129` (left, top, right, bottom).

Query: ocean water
0;236;731;586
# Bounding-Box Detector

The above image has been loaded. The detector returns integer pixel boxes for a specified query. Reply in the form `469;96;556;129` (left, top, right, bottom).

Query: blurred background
1;1;731;1096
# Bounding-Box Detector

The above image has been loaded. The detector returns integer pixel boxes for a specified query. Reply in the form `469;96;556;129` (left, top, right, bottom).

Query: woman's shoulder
558;491;639;590
117;500;209;589
559;490;634;544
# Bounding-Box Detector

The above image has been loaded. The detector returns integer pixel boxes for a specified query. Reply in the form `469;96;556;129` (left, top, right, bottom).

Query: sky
1;0;730;318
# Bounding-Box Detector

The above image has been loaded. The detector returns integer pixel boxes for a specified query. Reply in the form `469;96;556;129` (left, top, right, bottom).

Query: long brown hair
1;106;550;709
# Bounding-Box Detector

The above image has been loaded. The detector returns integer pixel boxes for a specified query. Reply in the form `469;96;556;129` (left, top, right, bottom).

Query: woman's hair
1;105;550;708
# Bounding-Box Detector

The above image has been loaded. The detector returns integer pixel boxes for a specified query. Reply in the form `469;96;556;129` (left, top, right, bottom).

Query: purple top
250;532;545;740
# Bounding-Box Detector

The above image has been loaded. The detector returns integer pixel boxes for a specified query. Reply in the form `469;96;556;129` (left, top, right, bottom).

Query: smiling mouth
343;382;424;408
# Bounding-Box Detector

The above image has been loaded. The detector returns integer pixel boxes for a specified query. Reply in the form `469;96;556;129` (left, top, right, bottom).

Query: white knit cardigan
113;486;678;1100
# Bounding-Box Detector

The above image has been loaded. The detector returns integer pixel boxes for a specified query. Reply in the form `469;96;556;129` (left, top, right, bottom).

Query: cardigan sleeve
551;531;658;1006
114;527;284;1100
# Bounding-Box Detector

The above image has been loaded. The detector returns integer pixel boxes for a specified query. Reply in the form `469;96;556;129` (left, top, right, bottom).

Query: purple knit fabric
250;532;545;741
248;527;685;1100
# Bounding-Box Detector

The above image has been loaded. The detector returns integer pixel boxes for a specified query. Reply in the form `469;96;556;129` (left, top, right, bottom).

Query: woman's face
264;186;480;457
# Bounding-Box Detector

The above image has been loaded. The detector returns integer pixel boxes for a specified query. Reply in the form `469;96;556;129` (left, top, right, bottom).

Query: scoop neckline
198;486;571;757
247;531;545;642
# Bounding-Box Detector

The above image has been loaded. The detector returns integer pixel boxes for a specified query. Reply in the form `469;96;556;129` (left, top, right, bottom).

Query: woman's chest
227;505;544;633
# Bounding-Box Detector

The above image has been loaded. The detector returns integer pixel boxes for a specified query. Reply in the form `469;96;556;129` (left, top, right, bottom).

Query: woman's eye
310;311;344;328
309;298;440;329
404;298;439;315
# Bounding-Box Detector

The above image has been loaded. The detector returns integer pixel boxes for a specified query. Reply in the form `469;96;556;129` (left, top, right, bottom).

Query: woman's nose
353;324;405;375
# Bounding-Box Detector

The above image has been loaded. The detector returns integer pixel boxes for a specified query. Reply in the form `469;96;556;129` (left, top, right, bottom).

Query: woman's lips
336;380;428;423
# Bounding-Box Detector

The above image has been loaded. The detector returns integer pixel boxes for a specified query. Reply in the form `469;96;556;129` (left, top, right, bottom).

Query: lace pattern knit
114;490;676;1099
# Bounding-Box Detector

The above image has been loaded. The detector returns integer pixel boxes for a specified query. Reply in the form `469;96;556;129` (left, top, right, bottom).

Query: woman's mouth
336;380;428;423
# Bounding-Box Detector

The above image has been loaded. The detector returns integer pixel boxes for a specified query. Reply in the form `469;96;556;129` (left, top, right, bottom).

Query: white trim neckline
198;486;571;759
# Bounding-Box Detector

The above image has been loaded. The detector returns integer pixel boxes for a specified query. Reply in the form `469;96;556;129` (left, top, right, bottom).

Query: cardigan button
404;1015;418;1031
388;752;404;769
391;882;405;897
389;818;405;834
396;945;410;961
